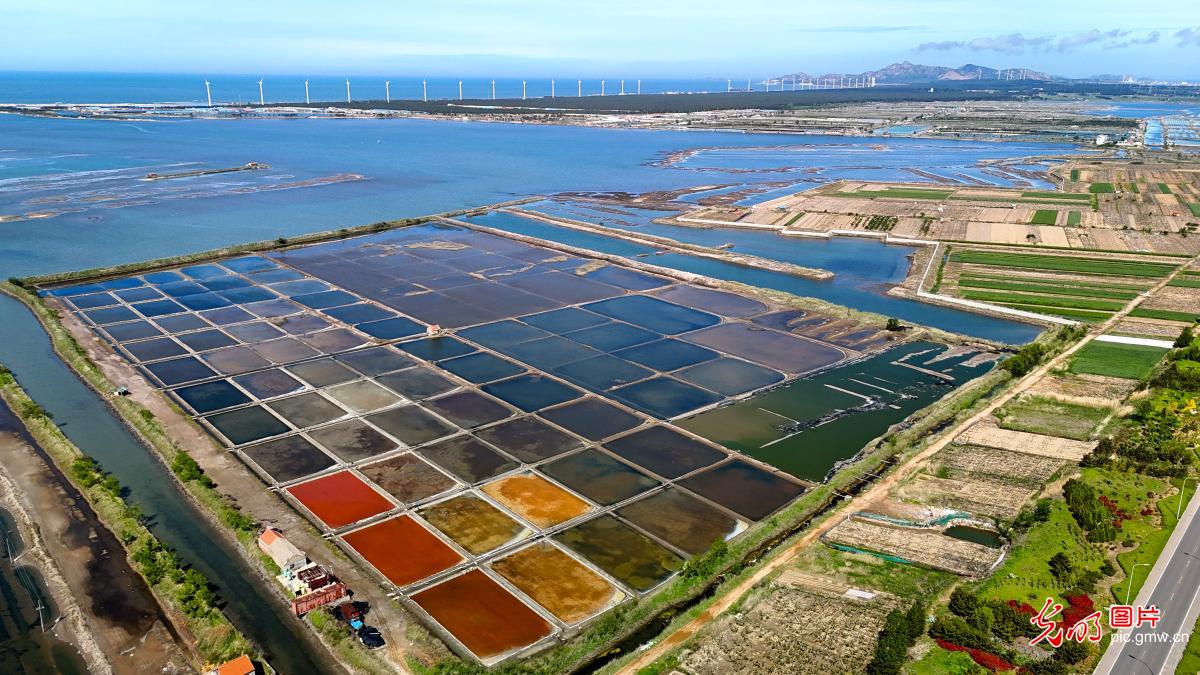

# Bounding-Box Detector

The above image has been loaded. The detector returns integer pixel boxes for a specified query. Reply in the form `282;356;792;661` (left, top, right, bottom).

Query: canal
0;293;338;674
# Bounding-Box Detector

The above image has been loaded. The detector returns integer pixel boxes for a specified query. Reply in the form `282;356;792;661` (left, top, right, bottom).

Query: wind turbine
458;80;463;100
551;79;555;98
345;78;351;104
304;79;310;104
522;80;526;100
601;80;605;96
385;80;390;103
620;79;625;95
577;79;582;97
491;79;496;100
422;80;428;102
257;78;264;105
637;79;641;95
204;79;212;107
727;78;731;92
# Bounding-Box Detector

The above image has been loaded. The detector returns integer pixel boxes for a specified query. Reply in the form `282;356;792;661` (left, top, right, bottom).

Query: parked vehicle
357;626;385;649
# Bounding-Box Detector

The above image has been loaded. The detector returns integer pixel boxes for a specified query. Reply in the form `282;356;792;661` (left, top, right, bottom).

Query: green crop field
1158;183;1172;194
1069;341;1169;379
1021;191;1092;202
1128;307;1200;323
1070;169;1080;181
841;188;951;200
959;272;1151;291
957;277;1139;300
1169;277;1200;289
950;250;1177;277
1029;209;1058;225
1127;182;1140;193
959;289;1125;312
1066;210;1081;226
1001;304;1112;322
997;395;1112;440
1188;203;1200;217
1088;182;1115;194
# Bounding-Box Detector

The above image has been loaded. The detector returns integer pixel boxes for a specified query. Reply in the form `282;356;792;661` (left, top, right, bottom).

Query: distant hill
776;61;1054;85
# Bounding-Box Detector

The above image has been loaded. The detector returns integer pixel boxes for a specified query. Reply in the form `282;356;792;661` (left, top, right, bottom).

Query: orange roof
258;528;282;546
216;654;254;675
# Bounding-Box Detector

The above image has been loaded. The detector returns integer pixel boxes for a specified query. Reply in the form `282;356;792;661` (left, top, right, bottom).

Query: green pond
678;342;995;482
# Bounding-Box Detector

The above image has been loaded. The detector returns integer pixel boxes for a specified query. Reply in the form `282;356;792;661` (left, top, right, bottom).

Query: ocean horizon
0;71;774;105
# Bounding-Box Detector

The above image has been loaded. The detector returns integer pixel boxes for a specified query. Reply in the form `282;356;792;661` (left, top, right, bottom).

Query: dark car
357;626;385;649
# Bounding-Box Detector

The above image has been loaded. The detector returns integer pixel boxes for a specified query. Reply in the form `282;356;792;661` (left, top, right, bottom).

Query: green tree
1048;552;1074;582
1175;325;1195;349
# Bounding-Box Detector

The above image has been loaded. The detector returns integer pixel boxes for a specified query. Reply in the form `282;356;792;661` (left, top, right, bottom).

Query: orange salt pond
413;569;553;661
480;472;591;529
342;515;463;586
286;470;393;528
491;542;620;624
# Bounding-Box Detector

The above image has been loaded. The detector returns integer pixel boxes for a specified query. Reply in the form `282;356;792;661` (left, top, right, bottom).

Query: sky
3;0;1198;80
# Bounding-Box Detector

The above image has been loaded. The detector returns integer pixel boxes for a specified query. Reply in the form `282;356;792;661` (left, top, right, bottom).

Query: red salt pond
413;569;553;661
286;470;394;528
342;515;463;587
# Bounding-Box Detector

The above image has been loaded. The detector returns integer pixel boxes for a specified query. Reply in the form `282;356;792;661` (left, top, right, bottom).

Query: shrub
866;600;926;675
1175;326;1195;349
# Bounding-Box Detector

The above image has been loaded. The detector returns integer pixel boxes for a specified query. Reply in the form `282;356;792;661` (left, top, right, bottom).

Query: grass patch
950;250;1177;278
957;278;1139;300
782;211;806;227
857;188;954;200
1069;169;1080;182
1088;182;1115;194
1029;209;1058;225
1188;203;1200;218
995;395;1111;441
958;289;1125;312
976;499;1105;609
1066;210;1081;226
1022;190;1092;202
1178;613;1200;675
906;644;986;674
1099;470;1196;604
1158;183;1172;194
1127;307;1200;323
1068;341;1168;379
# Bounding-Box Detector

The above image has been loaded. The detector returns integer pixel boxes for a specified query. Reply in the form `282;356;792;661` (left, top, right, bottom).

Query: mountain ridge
776;61;1053;84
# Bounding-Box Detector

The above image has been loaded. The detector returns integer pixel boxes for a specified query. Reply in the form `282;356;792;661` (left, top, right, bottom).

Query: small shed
257;528;306;572
212;654;255;675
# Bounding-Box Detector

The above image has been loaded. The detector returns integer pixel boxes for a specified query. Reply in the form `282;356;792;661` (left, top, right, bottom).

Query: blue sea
0;71;743;105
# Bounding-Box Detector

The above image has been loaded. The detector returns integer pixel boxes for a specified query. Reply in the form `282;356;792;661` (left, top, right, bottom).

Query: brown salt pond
540;449;659;506
491;541;620;624
306;418;397;462
412;569;553;662
418;435;519;484
342;515;462;586
554;515;682;592
481;472;591;529
286;470;394;528
418;494;529;555
359;453;457;505
474;416;581;463
616;487;741;556
676;459;806;522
